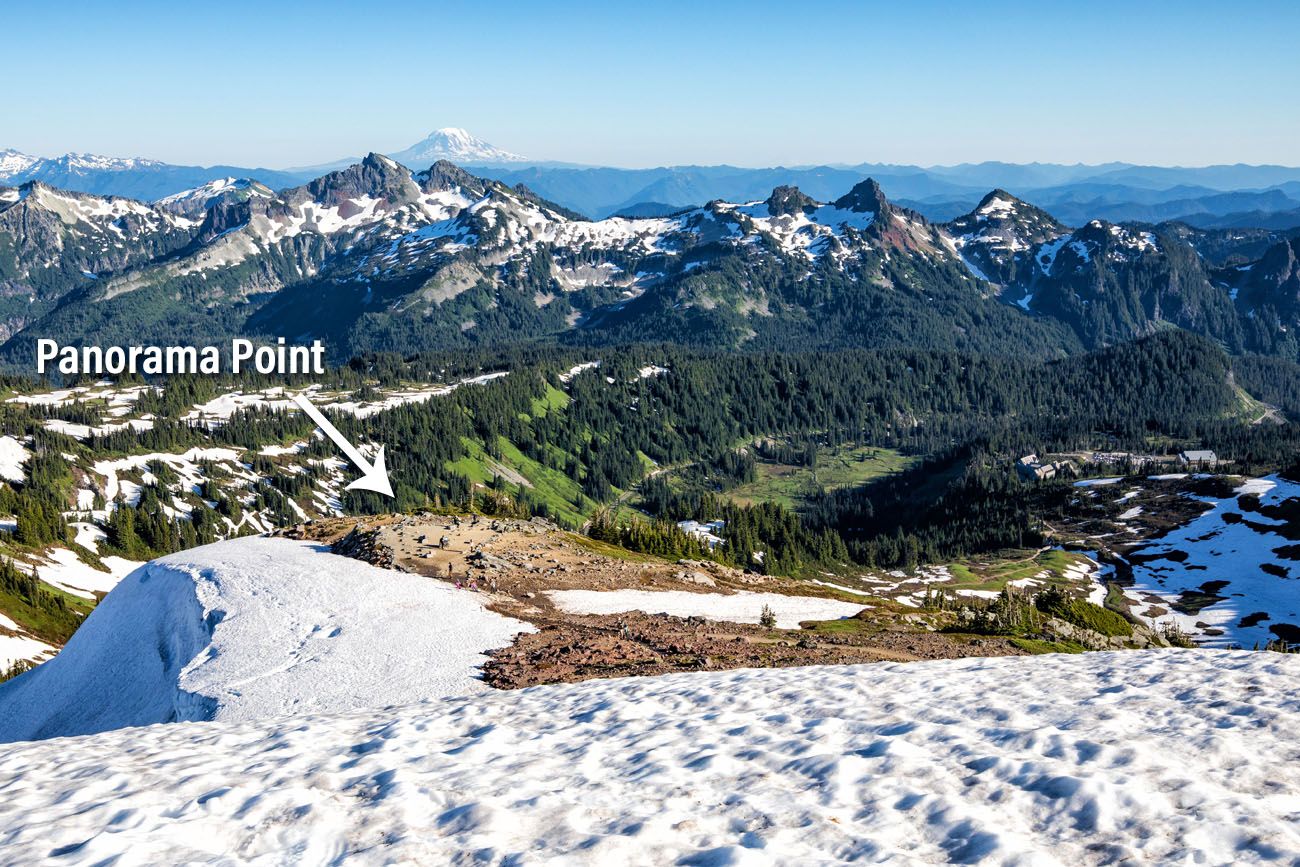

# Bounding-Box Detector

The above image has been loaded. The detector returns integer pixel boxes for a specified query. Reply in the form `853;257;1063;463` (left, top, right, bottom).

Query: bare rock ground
281;514;1031;687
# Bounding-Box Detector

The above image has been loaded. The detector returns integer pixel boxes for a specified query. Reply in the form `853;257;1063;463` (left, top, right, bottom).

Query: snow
559;360;600;383
320;373;509;419
0;651;1297;864
1067;551;1113;606
181;376;508;427
392;127;526;165
20;547;140;600
810;578;876;597
0;537;532;744
43;416;155;440
546;588;867;629
183;388;296;422
1124;475;1300;647
1118;506;1143;520
0;148;38;176
956;250;992;282
1235;477;1276;496
70;521;104;550
0;435;29;482
1074;477;1123;487
155;178;268;208
636;364;668;380
259;441;307;457
0;633;57;673
93;447;249;504
724;200;877;260
1035;236;1068;275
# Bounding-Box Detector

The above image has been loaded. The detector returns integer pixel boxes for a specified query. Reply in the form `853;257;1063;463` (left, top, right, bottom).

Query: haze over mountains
4;128;1300;228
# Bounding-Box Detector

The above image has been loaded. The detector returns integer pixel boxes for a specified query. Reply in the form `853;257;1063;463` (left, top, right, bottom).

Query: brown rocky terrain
280;514;1035;688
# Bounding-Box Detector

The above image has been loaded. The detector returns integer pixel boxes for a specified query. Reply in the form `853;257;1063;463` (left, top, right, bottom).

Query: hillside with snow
0;650;1295;863
1121;475;1300;648
0;537;531;743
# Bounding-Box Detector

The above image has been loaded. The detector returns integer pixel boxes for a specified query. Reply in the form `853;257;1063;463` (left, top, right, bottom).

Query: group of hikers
412;514;502;594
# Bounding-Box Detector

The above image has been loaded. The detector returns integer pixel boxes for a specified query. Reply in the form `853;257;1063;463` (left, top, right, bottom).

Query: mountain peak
764;185;817;216
0;148;39;178
155;177;272;215
833;178;890;215
417;160;486;194
389;128;526;169
975;189;1020;213
950;189;1067;235
304;152;418;205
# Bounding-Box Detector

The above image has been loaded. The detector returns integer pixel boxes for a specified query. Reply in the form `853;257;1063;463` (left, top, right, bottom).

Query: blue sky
4;0;1298;168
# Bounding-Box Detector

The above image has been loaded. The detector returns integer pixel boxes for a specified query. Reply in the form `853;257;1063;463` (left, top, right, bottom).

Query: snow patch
547;588;866;629
0;537;533;743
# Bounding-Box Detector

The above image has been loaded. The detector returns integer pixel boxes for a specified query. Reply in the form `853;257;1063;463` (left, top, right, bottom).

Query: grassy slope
447;436;591;528
726;444;913;510
945;549;1088;594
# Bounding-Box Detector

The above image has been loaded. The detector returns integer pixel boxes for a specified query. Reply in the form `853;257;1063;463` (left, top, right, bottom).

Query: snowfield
0;435;29;482
0;538;531;744
547;588;867;629
18;546;140;600
1124;474;1300;647
0;650;1297;864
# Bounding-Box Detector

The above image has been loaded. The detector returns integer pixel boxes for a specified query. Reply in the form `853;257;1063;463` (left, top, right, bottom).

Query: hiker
439;535;450;549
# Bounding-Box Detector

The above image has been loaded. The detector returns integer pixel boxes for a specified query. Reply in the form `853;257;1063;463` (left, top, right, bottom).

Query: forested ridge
2;330;1297;583
315;332;1300;572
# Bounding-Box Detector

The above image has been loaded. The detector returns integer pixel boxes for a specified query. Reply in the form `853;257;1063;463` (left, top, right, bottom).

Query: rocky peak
764;185;817;217
975;189;1018;213
951;190;1066;235
833;178;891;216
1243;237;1300;297
197;197;256;241
418;160;487;196
304;153;419;207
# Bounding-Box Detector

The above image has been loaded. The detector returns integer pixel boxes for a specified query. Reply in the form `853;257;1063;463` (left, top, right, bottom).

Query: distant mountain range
0;149;305;204
4;130;1300;230
2;154;1298;367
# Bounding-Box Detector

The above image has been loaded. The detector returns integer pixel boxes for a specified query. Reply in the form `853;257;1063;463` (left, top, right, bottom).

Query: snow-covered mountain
0;537;531;743
943;189;1068;286
153;176;274;216
388;126;526;168
0;649;1296;863
4;154;1300;362
0;148;38;176
0;150;307;203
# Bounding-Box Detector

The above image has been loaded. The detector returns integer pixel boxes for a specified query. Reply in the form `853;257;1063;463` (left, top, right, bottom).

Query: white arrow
291;393;394;498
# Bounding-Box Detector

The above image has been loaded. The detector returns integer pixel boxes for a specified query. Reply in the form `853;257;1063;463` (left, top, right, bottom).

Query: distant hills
3;130;1300;229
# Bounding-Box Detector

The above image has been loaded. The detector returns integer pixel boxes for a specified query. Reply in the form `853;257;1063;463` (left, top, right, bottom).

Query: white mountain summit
388;126;526;167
